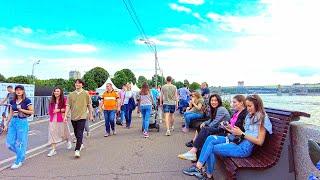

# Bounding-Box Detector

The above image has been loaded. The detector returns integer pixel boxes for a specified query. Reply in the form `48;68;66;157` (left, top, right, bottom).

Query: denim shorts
163;104;175;113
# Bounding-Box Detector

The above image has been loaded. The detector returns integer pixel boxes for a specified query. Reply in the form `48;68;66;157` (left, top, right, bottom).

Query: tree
112;71;128;89
83;73;98;91
6;76;32;84
0;73;5;82
121;69;136;84
189;82;201;91
174;81;184;89
83;67;109;88
65;79;75;92
151;74;165;87
137;76;147;88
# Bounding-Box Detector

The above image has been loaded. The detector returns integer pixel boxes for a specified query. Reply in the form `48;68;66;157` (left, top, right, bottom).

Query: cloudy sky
0;0;320;86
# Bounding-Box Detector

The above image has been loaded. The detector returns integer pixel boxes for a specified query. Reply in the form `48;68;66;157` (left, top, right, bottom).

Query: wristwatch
241;132;246;139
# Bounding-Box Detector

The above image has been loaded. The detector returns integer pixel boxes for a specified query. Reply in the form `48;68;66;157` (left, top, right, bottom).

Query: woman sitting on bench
182;94;273;179
182;92;205;133
178;95;247;162
184;94;230;149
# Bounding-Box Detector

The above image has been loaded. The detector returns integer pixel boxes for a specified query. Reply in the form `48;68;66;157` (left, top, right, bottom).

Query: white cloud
178;0;204;5
169;3;192;13
11;26;33;34
0;44;6;51
13;39;97;53
192;13;206;22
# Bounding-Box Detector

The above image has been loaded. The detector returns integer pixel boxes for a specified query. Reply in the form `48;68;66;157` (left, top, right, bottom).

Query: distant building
69;71;81;79
238;81;244;87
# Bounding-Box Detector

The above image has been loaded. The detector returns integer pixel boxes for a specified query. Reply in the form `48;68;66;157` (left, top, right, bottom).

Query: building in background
69;71;81;79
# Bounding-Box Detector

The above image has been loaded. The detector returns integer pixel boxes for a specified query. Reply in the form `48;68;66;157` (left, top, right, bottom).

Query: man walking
100;83;120;137
160;76;178;136
64;79;93;158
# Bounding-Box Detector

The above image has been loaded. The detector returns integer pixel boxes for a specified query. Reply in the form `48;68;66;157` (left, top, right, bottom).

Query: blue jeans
184;111;203;128
6;117;29;164
179;99;189;114
124;104;133;127
120;106;125;123
140;105;152;132
103;110;116;133
198;135;254;174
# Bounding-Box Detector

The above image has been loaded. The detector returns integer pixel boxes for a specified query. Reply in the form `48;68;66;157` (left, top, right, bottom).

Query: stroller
148;105;160;132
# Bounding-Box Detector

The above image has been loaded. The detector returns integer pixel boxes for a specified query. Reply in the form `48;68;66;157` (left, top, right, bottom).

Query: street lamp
32;60;40;84
139;39;159;88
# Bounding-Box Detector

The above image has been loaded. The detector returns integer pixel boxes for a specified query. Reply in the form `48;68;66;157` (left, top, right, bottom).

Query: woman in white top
123;83;134;128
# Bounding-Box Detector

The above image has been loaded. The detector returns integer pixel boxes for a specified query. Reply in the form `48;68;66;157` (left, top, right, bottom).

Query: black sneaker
185;140;193;148
182;165;202;177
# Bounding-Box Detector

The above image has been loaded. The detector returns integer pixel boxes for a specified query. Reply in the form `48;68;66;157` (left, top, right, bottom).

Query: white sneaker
178;151;197;161
10;162;22;169
75;150;80;158
47;149;57;157
67;141;72;150
165;130;171;136
80;144;84;151
170;126;175;132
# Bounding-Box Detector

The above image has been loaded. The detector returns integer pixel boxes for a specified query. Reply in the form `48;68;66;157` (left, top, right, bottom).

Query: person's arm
64;95;71;121
191;100;202;111
206;107;228;126
18;100;34;115
175;89;179;110
0;96;8;105
87;93;93;120
4;105;13;131
231;123;267;146
160;89;163;105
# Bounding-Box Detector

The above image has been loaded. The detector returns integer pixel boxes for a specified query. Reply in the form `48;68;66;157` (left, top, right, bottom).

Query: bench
221;108;310;180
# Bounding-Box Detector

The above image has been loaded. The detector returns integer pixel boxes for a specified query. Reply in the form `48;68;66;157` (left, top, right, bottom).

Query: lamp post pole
140;39;158;87
32;60;40;84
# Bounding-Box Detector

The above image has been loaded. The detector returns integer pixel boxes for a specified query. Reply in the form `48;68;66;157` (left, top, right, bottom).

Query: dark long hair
50;87;65;109
209;94;222;120
13;90;26;102
246;94;266;124
140;82;150;95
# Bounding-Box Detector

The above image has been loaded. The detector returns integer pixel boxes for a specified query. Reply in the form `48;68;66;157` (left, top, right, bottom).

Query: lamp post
32;60;40;84
140;39;158;88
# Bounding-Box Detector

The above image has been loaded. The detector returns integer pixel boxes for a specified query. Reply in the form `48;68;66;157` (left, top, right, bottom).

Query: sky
0;0;320;86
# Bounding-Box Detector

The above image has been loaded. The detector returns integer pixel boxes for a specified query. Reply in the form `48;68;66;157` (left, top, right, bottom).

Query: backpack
128;97;136;111
92;96;99;108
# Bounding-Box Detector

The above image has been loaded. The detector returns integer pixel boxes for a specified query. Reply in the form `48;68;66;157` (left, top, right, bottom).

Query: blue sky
1;0;320;86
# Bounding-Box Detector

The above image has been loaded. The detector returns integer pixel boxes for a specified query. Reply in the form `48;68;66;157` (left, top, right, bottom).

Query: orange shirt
102;90;119;110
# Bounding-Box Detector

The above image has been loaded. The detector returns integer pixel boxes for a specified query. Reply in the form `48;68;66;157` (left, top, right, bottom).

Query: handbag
128;97;136;111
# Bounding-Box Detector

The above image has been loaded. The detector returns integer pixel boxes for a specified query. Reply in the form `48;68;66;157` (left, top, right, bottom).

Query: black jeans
71;119;86;151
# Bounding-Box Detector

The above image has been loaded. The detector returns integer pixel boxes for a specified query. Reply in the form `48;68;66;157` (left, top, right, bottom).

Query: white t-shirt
124;91;133;104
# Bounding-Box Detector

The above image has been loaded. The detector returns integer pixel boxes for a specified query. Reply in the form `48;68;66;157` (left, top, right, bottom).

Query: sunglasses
247;95;257;100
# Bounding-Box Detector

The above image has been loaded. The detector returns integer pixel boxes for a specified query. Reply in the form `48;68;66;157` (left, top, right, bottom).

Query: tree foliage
0;73;5;82
112;71;128;89
189;82;201;91
121;69;136;84
137;76;147;88
83;67;109;88
174;81;184;89
6;76;32;84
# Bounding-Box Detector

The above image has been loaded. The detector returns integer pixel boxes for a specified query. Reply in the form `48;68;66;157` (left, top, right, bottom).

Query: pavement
0;113;226;180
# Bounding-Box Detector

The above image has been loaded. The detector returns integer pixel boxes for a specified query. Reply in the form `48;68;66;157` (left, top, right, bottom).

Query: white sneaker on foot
80;144;84;151
165;130;171;136
75;150;80;158
10;162;22;169
67;141;72;150
170;126;175;131
47;149;57;157
178;151;197;161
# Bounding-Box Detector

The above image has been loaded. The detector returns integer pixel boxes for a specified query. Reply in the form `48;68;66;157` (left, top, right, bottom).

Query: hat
15;85;25;90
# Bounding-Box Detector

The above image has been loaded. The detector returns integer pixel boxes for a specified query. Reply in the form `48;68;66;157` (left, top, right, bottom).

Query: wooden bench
221;108;310;180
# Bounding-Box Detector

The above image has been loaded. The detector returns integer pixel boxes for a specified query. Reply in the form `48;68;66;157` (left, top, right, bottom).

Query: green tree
112;71;128;89
151;75;165;86
121;69;136;84
0;73;6;82
174;81;184;89
6;76;32;84
189;82;201;91
83;67;109;88
65;79;75;92
83;73;98;91
137;76;147;88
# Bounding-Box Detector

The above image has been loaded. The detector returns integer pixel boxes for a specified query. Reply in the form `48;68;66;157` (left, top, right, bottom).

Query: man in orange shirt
100;83;120;137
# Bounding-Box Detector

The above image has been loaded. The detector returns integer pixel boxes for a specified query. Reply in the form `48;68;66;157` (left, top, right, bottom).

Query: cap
15;85;25;90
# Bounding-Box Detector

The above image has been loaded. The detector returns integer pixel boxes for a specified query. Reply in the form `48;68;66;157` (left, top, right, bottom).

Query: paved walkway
0;114;226;180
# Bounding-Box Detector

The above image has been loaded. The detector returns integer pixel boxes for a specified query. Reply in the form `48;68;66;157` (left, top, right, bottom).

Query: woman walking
4;85;33;169
47;87;72;157
123;83;134;128
137;82;154;138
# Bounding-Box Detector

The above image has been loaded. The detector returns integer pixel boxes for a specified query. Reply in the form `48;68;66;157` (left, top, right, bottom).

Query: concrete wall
291;121;320;180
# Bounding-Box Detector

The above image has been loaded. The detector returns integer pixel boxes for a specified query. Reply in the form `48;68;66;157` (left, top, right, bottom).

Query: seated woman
182;92;205;133
182;94;273;179
178;95;247;161
184;94;230;149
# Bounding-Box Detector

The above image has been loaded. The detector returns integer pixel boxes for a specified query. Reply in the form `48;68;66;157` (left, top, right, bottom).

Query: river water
224;94;320;126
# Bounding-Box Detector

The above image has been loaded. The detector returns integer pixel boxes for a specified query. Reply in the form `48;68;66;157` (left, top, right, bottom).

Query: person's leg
6;118;17;154
105;110;111;134
128;109;133;127
109;110;116;132
124;105;129;127
169;105;175;128
121;106;125;124
75;119;86;151
144;105;151;132
141;106;147;131
14;118;29;164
